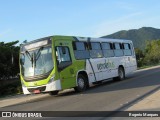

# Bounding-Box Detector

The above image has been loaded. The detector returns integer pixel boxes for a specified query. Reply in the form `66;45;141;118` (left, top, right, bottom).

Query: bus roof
21;35;133;47
74;36;132;43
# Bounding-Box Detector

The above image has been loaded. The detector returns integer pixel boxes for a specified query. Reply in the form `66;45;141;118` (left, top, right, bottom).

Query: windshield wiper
25;47;43;68
35;47;44;67
25;50;31;60
25;50;34;67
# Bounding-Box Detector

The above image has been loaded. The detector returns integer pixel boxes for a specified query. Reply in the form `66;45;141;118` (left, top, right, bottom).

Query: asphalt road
1;66;160;119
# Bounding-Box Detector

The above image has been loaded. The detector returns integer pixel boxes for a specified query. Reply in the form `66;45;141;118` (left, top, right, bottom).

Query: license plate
33;89;40;94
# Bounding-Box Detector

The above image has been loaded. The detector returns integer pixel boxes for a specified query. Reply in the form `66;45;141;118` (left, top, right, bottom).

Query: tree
144;40;160;65
135;48;144;67
0;41;19;79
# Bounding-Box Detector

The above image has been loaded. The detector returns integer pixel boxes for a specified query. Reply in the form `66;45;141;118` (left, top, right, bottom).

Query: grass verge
138;63;160;70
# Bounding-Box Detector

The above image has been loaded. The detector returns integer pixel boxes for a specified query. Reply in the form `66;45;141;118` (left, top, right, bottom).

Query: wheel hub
78;78;85;88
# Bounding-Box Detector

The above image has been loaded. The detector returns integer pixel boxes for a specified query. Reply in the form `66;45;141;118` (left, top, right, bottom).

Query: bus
19;36;137;95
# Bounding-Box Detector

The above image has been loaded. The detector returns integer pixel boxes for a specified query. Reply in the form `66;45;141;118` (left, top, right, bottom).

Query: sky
0;0;160;44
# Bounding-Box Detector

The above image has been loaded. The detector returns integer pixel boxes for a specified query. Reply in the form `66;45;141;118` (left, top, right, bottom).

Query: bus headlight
48;74;55;84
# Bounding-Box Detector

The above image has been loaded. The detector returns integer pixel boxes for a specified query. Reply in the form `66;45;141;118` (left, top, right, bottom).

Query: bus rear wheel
114;67;125;81
74;74;87;92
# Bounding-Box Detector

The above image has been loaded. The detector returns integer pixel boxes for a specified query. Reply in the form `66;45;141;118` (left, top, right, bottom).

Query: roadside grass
138;63;160;70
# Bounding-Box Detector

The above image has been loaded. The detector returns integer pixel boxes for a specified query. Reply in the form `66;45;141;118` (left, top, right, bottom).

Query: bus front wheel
74;74;87;92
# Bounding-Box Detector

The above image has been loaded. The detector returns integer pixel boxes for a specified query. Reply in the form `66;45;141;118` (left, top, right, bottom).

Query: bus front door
56;46;76;90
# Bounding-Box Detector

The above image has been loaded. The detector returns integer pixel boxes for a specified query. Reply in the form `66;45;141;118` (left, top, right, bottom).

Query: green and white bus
19;36;137;95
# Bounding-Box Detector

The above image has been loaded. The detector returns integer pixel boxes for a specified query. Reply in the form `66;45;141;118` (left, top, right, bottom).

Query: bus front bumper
22;79;61;94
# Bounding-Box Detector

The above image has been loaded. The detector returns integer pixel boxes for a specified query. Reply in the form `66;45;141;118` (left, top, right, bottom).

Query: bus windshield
20;46;54;77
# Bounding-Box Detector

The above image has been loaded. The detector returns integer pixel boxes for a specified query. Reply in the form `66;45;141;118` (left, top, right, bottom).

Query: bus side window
73;42;90;59
101;42;114;57
123;43;132;56
90;42;103;58
114;43;123;57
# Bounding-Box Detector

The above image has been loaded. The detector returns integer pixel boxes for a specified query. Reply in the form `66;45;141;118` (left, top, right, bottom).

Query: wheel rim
78;78;85;89
119;69;124;79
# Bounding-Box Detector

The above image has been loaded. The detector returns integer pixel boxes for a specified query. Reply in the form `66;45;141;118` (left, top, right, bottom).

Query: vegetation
0;41;19;79
135;40;160;67
0;41;22;96
0;79;22;97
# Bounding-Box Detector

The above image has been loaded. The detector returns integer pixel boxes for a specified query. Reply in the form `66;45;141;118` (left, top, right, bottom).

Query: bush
0;80;22;97
136;40;160;68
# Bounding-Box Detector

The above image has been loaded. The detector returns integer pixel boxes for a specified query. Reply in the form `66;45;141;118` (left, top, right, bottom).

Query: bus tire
49;90;59;96
113;67;125;81
74;74;87;92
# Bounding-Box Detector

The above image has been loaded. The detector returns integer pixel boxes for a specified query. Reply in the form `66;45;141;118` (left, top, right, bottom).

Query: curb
137;65;160;72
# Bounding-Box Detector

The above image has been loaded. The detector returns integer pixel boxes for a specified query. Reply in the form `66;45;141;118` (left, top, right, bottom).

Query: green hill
101;27;160;49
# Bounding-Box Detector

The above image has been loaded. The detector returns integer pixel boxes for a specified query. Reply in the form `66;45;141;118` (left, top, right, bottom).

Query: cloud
92;12;144;37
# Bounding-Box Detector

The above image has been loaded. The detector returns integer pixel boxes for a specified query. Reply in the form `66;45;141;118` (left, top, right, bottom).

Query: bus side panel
59;60;85;89
85;57;118;82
